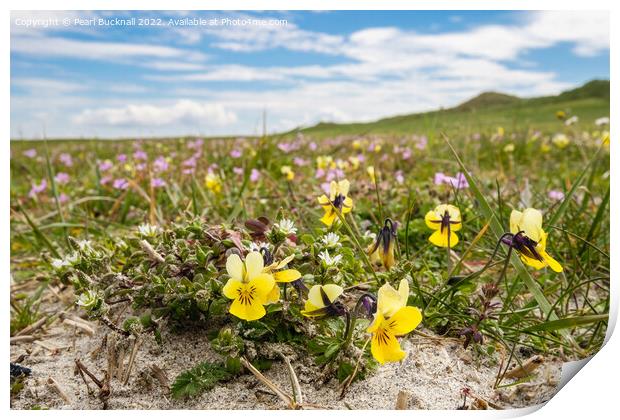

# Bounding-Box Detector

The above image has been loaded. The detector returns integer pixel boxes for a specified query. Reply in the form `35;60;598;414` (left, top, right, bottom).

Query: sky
10;10;609;139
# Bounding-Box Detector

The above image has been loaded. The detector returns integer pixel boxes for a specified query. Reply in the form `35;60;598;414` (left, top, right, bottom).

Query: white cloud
9;10;609;138
73;100;238;127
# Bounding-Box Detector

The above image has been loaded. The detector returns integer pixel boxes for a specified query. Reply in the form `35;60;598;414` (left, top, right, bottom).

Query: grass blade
524;314;608;333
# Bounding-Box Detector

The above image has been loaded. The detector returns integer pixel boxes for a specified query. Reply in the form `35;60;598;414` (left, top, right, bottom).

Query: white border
3;1;615;419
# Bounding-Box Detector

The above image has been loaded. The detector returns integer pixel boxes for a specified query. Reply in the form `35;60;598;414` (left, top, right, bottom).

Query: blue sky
10;10;609;139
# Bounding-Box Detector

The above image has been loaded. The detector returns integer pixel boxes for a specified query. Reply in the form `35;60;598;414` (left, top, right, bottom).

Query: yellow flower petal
274;269;301;283
320;210;337;226
329;181;338;201
342;197;353;214
429;230;459;247
510;208;542;241
307;284;343;309
249;273;276;300
370;326;405;365
318;194;330;206
273;254;295;270
424;210;441;230
265;285;280;304
519;254;547;270
226;254;244;281
222;279;243;300
436;204;461;222
245;251;264;280
385;306;422;336
338;179;350;197
229;295;267;321
377;280;408;318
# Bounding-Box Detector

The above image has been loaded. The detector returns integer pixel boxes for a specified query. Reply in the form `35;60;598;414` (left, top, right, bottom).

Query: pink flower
59;153;73;167
29;179;47;198
230;149;242;158
309;142;317;151
182;156;197;168
434;172;448;185
136;163;147;172
395;170;405;184
133;150;148;161
113;178;129;190
188;138;204;150
233;167;244;175
293;157;309;166
23;149;37;158
99;160;113;172
548;190;565;201
315;168;326;179
59;193;69;203
151;178;166;188
100;176;112;186
153;156;169;173
321;182;331;194
415;136;428;150
325;169;344;182
54;172;70;185
250;168;260;182
277;142;299;153
434;172;468;189
402;148;412;160
117;154;127;163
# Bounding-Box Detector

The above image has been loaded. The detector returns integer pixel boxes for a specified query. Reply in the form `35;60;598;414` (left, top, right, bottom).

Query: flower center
236;285;257;305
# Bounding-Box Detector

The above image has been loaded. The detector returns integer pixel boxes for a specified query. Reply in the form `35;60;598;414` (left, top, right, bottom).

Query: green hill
294;80;610;138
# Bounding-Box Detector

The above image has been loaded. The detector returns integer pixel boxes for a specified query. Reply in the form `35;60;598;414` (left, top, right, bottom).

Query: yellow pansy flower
263;254;302;304
367;166;376;183
205;172;222;194
552;134;570;149
424;204;462;248
316;155;333;170
503;143;515;153
348;156;360;170
367;219;397;270
281;166;295;181
602;131;610;146
222;251;276;321
317;179;353;226
301;284;344;318
509;208;562;272
367;279;422;364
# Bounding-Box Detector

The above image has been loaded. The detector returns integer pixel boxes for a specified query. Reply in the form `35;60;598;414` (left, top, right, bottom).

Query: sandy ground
10;294;563;410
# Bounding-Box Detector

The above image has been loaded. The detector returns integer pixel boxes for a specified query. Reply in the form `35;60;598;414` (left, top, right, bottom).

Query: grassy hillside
295;80;610;138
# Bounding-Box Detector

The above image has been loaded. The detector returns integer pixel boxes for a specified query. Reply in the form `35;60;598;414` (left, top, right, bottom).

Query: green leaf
524;314;608;333
170;361;231;399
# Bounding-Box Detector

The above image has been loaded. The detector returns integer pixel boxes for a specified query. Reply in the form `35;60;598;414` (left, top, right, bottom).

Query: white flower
138;223;160;238
274;218;297;235
319;250;343;267
51;258;70;270
249;241;270;253
363;230;377;242
51;252;79;272
76;240;100;258
76;239;92;251
595;117;610;126
321;232;341;248
564;116;579;126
